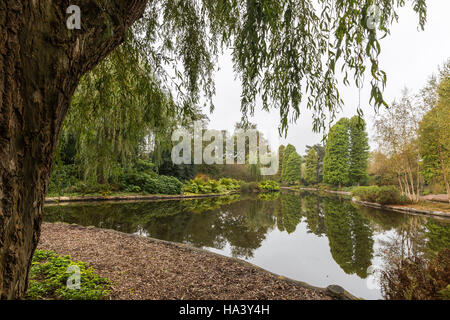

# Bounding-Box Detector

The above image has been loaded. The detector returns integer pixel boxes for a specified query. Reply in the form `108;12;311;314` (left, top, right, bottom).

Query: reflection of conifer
323;199;374;278
279;194;303;233
302;195;326;236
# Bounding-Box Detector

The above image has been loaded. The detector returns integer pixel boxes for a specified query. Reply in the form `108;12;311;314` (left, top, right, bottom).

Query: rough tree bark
0;0;148;299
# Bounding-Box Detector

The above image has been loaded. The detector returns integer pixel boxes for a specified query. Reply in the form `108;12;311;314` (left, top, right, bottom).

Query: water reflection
44;191;450;299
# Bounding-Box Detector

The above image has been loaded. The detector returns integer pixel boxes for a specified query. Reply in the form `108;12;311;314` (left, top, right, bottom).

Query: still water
44;191;450;299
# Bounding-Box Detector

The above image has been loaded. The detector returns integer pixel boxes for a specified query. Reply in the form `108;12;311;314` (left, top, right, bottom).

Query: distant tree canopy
419;76;450;200
371;60;449;202
368;151;397;186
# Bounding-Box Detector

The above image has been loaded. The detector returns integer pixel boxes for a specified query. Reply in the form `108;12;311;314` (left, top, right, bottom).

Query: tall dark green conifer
284;152;302;185
323;118;350;188
349;116;370;185
281;144;297;183
304;148;319;185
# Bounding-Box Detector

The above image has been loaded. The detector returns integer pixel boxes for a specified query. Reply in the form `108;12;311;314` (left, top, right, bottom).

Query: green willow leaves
127;0;427;134
88;0;427;134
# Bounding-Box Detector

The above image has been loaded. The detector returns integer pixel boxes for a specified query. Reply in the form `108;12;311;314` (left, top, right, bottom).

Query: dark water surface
44;191;450;300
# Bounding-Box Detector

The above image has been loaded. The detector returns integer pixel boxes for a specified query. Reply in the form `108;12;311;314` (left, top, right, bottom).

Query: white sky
206;1;450;156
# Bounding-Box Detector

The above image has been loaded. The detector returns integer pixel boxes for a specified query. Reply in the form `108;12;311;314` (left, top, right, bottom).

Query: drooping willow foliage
60;0;427;183
128;0;427;132
62;38;205;182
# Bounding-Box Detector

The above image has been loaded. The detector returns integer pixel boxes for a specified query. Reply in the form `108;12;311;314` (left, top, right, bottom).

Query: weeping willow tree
59;40;202;184
0;0;427;299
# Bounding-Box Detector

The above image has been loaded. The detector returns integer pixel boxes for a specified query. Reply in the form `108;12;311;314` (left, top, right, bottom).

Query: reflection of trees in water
45;193;446;279
378;216;427;266
257;192;280;201
276;194;303;234
425;220;450;258
323;198;374;278
355;204;409;233
44;200;185;234
375;216;449;299
301;196;326;236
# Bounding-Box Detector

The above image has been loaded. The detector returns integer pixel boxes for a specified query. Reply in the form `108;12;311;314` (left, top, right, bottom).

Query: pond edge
282;187;450;219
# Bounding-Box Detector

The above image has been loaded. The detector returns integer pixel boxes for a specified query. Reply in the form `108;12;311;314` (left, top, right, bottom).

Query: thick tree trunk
0;0;147;299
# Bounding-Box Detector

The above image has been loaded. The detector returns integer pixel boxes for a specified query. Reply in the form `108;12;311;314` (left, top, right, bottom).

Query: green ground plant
258;180;281;192
183;178;241;194
27;250;110;300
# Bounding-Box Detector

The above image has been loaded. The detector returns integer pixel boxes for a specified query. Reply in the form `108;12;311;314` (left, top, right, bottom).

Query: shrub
183;178;242;194
194;173;210;182
317;183;336;191
218;178;241;191
120;169;182;195
207;179;226;193
124;185;141;193
120;171;155;190
27;250;110;300
351;185;406;205
183;178;209;194
258;180;280;192
143;175;183;195
134;159;155;172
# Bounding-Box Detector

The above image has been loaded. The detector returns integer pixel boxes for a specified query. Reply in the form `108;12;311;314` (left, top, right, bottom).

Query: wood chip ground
37;222;333;300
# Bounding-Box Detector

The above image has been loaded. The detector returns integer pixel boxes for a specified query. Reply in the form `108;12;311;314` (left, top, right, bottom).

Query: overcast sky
206;1;450;156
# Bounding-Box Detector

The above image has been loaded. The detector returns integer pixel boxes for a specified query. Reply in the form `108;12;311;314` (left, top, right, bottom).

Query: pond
44;191;450;300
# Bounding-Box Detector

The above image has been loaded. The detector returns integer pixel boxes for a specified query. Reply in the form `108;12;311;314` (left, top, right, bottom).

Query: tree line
371;61;449;202
277;115;369;189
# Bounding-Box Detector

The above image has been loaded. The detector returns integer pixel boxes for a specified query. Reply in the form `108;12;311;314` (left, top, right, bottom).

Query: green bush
218;178;241;191
258;180;280;192
27;250;110;300
351;185;406;205
142;175;183;195
183;178;241;194
183;178;210;194
120;170;182;195
48;158;184;196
